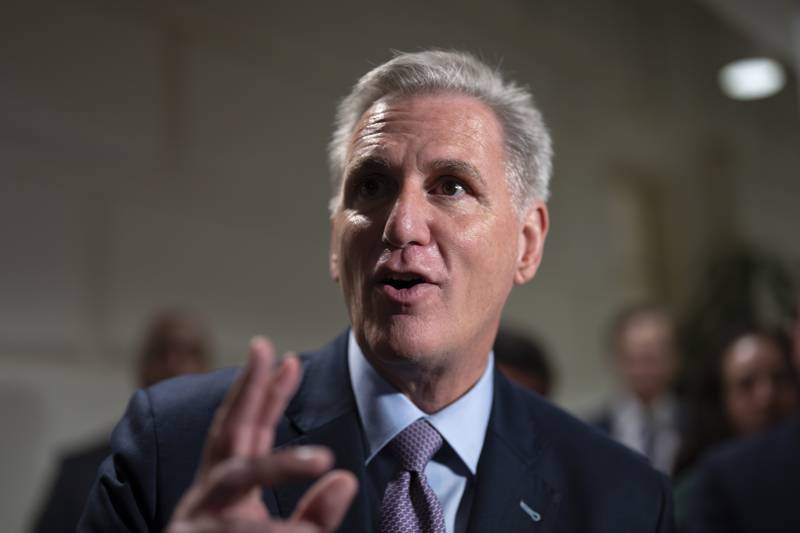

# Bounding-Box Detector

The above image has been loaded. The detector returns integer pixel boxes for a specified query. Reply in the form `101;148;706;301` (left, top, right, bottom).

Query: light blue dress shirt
347;332;494;533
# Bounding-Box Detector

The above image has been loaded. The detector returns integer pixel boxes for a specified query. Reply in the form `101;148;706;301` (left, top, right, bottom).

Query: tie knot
389;419;443;472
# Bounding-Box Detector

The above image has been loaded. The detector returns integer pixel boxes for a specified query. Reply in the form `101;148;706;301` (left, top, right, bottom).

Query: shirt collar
348;331;494;475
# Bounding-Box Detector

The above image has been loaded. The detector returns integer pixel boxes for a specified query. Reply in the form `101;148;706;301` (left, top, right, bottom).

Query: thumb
290;470;359;532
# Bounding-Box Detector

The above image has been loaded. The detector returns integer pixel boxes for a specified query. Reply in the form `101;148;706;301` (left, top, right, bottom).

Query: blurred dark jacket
687;413;800;533
31;438;110;533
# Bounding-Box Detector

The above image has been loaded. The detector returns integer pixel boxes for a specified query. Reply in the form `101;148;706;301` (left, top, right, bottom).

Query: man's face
330;93;546;369
616;314;678;404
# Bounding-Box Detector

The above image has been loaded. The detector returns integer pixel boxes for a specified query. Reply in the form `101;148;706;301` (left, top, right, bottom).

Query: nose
382;182;431;248
753;377;777;409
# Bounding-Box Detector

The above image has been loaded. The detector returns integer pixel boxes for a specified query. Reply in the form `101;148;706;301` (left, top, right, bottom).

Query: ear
514;201;549;285
329;220;341;282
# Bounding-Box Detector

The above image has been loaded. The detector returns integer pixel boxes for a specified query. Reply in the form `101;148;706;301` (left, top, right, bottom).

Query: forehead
346;92;506;168
620;315;672;346
724;335;781;373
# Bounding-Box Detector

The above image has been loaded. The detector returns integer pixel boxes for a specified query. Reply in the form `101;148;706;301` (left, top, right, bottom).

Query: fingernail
250;335;267;349
293;446;328;462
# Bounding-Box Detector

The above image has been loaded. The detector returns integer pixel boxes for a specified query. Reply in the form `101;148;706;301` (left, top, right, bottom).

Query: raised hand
166;337;358;532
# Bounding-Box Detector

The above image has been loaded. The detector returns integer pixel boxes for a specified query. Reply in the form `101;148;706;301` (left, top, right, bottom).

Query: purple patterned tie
379;419;447;533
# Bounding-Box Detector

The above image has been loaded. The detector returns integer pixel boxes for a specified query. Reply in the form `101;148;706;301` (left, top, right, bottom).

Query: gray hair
327;50;553;214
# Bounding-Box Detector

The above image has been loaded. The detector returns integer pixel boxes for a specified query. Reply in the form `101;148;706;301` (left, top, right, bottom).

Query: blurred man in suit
32;310;211;533
592;304;685;475
687;412;800;533
80;50;672;533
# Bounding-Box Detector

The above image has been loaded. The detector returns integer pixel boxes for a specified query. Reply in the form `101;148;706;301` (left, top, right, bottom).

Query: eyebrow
344;155;394;180
344;156;486;187
429;159;486;187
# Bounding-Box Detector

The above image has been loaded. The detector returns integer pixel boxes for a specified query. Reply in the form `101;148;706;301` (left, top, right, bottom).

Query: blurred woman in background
721;330;798;436
674;326;799;528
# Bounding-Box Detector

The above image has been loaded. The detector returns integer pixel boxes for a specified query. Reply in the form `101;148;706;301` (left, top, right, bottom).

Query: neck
368;351;489;413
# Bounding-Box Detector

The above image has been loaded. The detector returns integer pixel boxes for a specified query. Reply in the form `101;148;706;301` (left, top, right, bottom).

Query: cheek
724;392;745;425
339;237;364;291
730;387;754;412
446;217;518;309
339;222;380;287
460;215;518;275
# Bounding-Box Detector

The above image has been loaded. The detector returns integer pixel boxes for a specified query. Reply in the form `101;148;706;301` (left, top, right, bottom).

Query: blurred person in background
674;326;799;474
719;329;798;436
791;300;800;374
136;310;213;389
684;315;800;533
673;326;799;529
31;309;212;533
591;303;685;475
685;411;800;533
493;325;555;397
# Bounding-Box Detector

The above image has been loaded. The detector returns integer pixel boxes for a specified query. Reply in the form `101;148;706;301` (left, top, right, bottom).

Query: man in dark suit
32;440;111;533
686;413;800;533
591;304;685;476
79;50;673;533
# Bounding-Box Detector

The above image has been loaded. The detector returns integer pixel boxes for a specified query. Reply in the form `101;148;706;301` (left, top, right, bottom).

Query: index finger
251;354;303;452
203;336;276;468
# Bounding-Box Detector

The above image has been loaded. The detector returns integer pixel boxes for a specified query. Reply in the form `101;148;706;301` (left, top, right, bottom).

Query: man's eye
357;176;384;198
435;179;467;197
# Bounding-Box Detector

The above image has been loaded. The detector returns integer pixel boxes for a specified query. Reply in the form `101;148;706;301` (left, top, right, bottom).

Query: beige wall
2;1;799;530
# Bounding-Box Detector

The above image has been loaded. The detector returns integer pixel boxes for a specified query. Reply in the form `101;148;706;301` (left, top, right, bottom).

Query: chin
363;315;448;365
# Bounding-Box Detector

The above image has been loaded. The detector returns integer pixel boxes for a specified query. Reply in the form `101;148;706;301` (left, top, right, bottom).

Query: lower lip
379;282;439;304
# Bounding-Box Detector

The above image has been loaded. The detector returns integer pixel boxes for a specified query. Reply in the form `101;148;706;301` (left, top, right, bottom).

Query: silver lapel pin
520;500;542;522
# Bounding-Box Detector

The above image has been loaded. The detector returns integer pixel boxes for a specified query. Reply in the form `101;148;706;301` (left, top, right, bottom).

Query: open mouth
383;277;427;290
375;268;439;302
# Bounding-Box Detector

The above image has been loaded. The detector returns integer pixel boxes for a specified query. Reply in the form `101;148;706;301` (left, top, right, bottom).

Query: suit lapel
468;372;562;533
269;330;373;532
273;411;372;532
267;334;565;532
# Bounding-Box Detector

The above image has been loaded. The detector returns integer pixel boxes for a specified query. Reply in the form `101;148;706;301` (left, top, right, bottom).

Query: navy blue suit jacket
79;330;673;532
686;414;800;533
32;439;111;533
